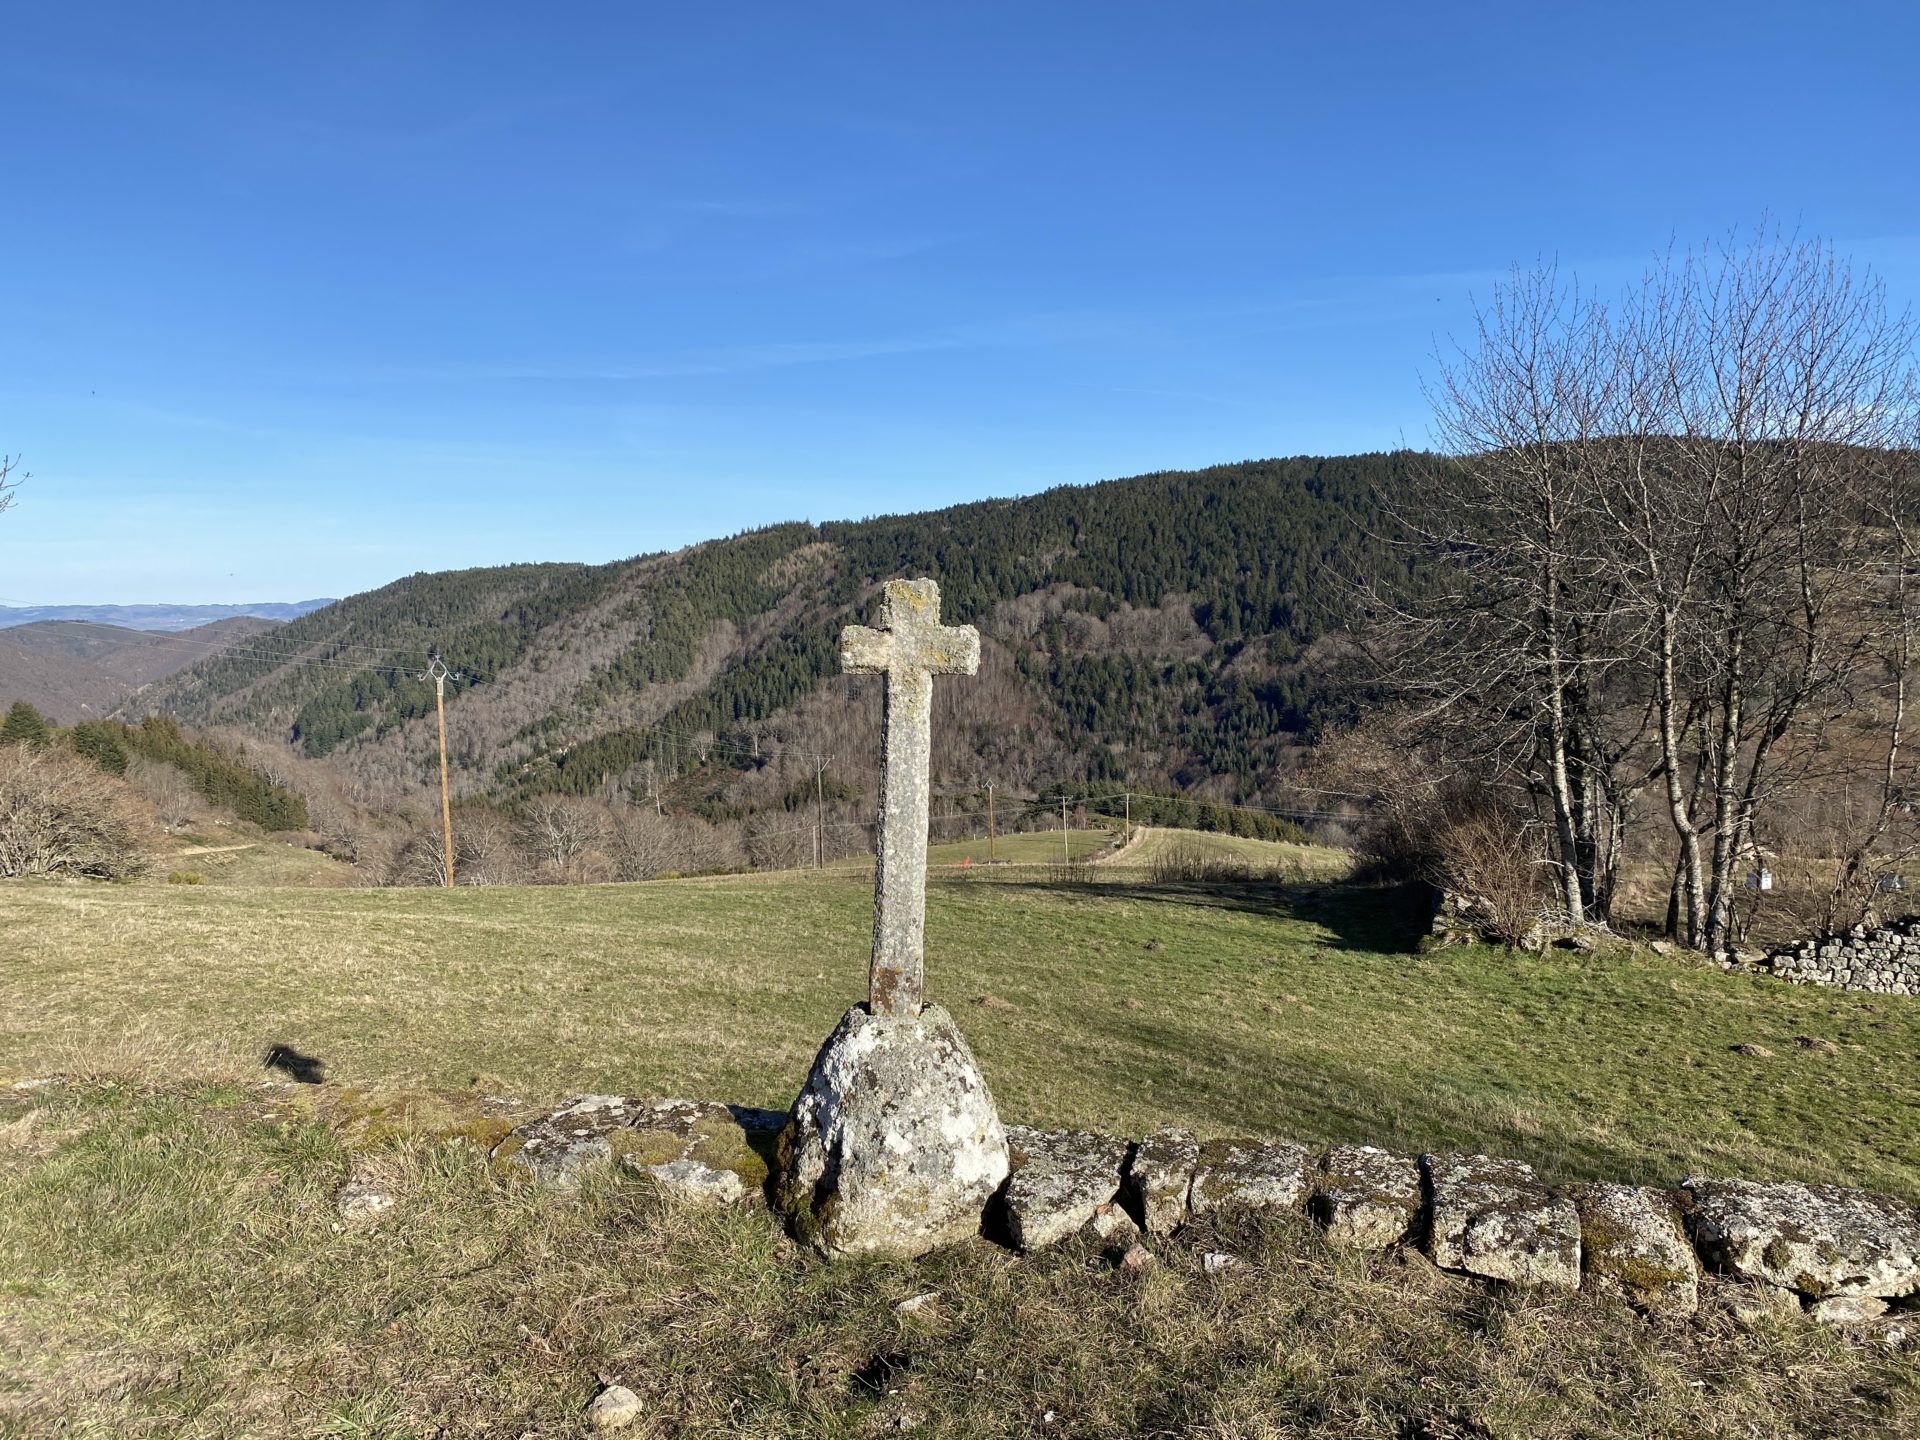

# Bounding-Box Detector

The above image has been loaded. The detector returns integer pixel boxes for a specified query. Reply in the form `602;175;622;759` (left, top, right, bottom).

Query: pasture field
5;850;1920;1438
1112;825;1354;879
4;857;1915;1198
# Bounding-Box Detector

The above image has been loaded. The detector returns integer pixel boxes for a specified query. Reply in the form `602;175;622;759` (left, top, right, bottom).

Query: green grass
1119;825;1354;878
2;1079;1915;1440
6;860;1920;1437
832;825;1116;868
144;839;354;888
4;866;1917;1199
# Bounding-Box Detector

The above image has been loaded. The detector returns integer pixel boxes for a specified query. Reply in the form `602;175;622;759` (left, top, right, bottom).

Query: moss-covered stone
1575;1183;1699;1320
1684;1177;1920;1301
495;1095;780;1206
309;1085;531;1153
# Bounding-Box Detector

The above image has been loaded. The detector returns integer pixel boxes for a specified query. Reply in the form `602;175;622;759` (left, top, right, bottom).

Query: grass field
5;860;1916;1198
6;845;1920;1437
1112;825;1354;879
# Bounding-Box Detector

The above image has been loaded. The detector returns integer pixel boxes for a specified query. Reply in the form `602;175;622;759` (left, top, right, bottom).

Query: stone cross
841;578;980;1017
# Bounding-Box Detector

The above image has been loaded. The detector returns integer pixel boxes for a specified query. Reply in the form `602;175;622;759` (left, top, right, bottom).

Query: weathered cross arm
841;578;979;1017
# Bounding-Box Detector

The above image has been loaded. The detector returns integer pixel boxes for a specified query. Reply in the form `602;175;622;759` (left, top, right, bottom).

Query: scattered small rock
1118;1243;1155;1274
1560;933;1598;955
1085;1200;1141;1247
1793;1035;1840;1054
335;1173;397;1226
1142;940;1164;952
586;1383;643;1430
1119;997;1144;1011
1202;1251;1238;1274
975;994;1017;1011
1649;940;1676;956
1729;1043;1774;1058
894;1291;940;1317
1725;1282;1803;1326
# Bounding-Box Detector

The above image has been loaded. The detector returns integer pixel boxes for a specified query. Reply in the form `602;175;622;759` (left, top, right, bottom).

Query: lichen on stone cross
841;578;980;1017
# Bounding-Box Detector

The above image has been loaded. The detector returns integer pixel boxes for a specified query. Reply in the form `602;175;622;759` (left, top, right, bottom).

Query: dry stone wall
488;1094;1920;1336
1756;914;1920;995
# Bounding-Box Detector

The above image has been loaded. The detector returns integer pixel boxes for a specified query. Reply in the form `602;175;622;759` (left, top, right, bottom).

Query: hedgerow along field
5;836;1920;1437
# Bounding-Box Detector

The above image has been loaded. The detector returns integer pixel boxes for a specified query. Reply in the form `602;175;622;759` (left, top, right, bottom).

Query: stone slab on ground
774;1002;1008;1258
999;1125;1132;1251
1682;1178;1920;1300
491;1095;777;1204
1808;1295;1890;1327
1575;1183;1700;1320
1312;1144;1423;1249
1423;1152;1581;1289
1122;1126;1199;1238
1189;1138;1313;1217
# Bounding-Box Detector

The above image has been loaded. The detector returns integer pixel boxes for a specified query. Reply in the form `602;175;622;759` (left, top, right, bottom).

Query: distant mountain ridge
139;454;1428;815
0;600;334;632
0;616;285;722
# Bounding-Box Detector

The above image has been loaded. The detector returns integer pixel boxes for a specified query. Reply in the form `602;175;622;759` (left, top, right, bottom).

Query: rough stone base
774;1003;1008;1259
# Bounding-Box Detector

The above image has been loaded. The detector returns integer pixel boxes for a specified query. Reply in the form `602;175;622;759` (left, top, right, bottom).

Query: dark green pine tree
0;699;50;748
68;720;130;775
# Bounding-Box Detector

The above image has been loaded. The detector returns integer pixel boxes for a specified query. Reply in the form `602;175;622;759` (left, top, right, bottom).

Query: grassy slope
1116;825;1355;878
5;1079;1915;1439
5;867;1917;1199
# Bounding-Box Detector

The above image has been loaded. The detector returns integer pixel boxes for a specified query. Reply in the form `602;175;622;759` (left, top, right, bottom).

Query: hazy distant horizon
0;599;337;631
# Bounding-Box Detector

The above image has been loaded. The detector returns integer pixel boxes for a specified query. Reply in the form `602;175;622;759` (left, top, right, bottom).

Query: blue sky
4;2;1917;603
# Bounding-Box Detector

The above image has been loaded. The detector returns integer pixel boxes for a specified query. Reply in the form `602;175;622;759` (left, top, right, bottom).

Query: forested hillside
139;453;1422;819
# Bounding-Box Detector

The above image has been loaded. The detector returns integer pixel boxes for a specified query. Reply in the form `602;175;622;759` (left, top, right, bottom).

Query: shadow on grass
263;1043;328;1084
939;874;1434;955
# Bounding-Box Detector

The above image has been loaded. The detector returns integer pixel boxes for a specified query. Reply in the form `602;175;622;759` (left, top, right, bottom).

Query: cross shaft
841;578;980;1016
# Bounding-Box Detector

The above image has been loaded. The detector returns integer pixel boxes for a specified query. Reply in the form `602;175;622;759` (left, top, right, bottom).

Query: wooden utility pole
814;755;831;869
1060;793;1070;866
425;652;455;888
1124;788;1132;833
986;782;996;861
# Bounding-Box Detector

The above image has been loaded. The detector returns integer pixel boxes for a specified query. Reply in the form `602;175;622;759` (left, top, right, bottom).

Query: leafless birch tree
1377;228;1917;951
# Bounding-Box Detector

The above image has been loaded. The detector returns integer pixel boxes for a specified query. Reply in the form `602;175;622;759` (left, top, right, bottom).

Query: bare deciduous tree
0;453;23;519
126;757;199;832
515;794;612;875
1374;227;1918;951
0;744;155;879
